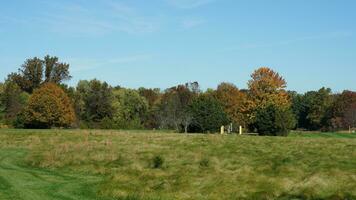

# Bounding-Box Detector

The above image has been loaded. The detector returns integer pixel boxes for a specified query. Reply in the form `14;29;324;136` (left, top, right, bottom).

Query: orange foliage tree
329;91;356;130
24;83;75;128
248;67;290;109
214;82;251;127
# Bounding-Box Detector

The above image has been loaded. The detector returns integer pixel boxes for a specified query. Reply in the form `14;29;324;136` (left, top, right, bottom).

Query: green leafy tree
254;104;296;136
113;88;148;129
74;79;115;127
43;55;71;83
73;80;89;123
298;88;334;130
59;84;76;100
189;95;229;133
1;81;29;126
23;83;75;128
289;91;305;129
8;55;71;93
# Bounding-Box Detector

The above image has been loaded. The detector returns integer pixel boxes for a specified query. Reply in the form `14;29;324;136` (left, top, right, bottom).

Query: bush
23;83;76;128
254;104;296;136
13;111;26;128
100;117;117;129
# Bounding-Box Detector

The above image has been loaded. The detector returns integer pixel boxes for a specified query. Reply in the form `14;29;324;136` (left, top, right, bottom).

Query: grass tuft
151;155;164;169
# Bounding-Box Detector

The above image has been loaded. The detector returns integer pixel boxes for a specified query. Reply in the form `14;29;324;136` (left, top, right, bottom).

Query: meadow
0;129;355;200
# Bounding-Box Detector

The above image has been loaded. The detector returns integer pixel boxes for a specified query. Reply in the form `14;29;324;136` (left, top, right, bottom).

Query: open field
0;129;355;200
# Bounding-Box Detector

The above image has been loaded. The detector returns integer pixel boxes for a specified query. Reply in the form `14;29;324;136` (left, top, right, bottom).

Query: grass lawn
0;129;355;200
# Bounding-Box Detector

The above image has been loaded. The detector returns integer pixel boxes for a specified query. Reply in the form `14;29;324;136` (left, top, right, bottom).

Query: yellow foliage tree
248;67;290;109
24;83;75;128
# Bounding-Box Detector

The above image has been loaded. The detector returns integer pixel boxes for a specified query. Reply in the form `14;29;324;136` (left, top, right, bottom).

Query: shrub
13;111;26;128
23;83;76;128
100;117;117;129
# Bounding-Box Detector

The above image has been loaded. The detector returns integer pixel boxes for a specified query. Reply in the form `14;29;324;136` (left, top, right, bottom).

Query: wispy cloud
24;1;160;36
2;1;211;36
67;54;154;72
224;31;353;52
166;0;215;9
277;31;353;45
181;18;205;29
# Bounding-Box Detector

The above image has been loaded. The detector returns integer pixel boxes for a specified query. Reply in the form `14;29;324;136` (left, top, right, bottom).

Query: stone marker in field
220;126;225;134
239;126;243;135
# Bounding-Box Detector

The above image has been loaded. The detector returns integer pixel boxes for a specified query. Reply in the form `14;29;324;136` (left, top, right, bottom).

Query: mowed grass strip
0;129;355;200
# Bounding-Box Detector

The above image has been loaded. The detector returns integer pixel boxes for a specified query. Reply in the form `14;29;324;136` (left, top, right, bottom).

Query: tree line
0;55;355;135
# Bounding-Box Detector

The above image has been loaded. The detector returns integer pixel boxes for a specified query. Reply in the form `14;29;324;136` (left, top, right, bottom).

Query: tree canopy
8;55;71;93
1;55;355;134
328;91;356;130
214;82;249;127
23;83;75;128
158;83;199;132
247;67;294;134
189;95;229;133
1;81;29;126
113;88;148;129
75;80;115;127
248;67;290;108
254;104;296;136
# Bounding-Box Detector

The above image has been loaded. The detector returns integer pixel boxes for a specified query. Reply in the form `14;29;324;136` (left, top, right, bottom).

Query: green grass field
0;129;355;200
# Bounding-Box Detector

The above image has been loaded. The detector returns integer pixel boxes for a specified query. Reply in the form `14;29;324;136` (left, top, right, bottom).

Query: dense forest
1;55;355;135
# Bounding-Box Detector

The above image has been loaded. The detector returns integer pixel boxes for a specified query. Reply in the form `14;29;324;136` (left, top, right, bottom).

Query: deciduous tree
138;87;162;129
299;88;333;130
159;83;198;132
43;55;71;83
1;81;29;126
248;67;290;109
113;88;148;129
328;91;356;130
75;80;115;126
214;82;250;127
247;67;292;133
138;87;161;108
23;83;75;128
8;55;71;93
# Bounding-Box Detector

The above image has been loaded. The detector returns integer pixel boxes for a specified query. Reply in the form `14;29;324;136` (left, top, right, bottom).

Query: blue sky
0;0;355;93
